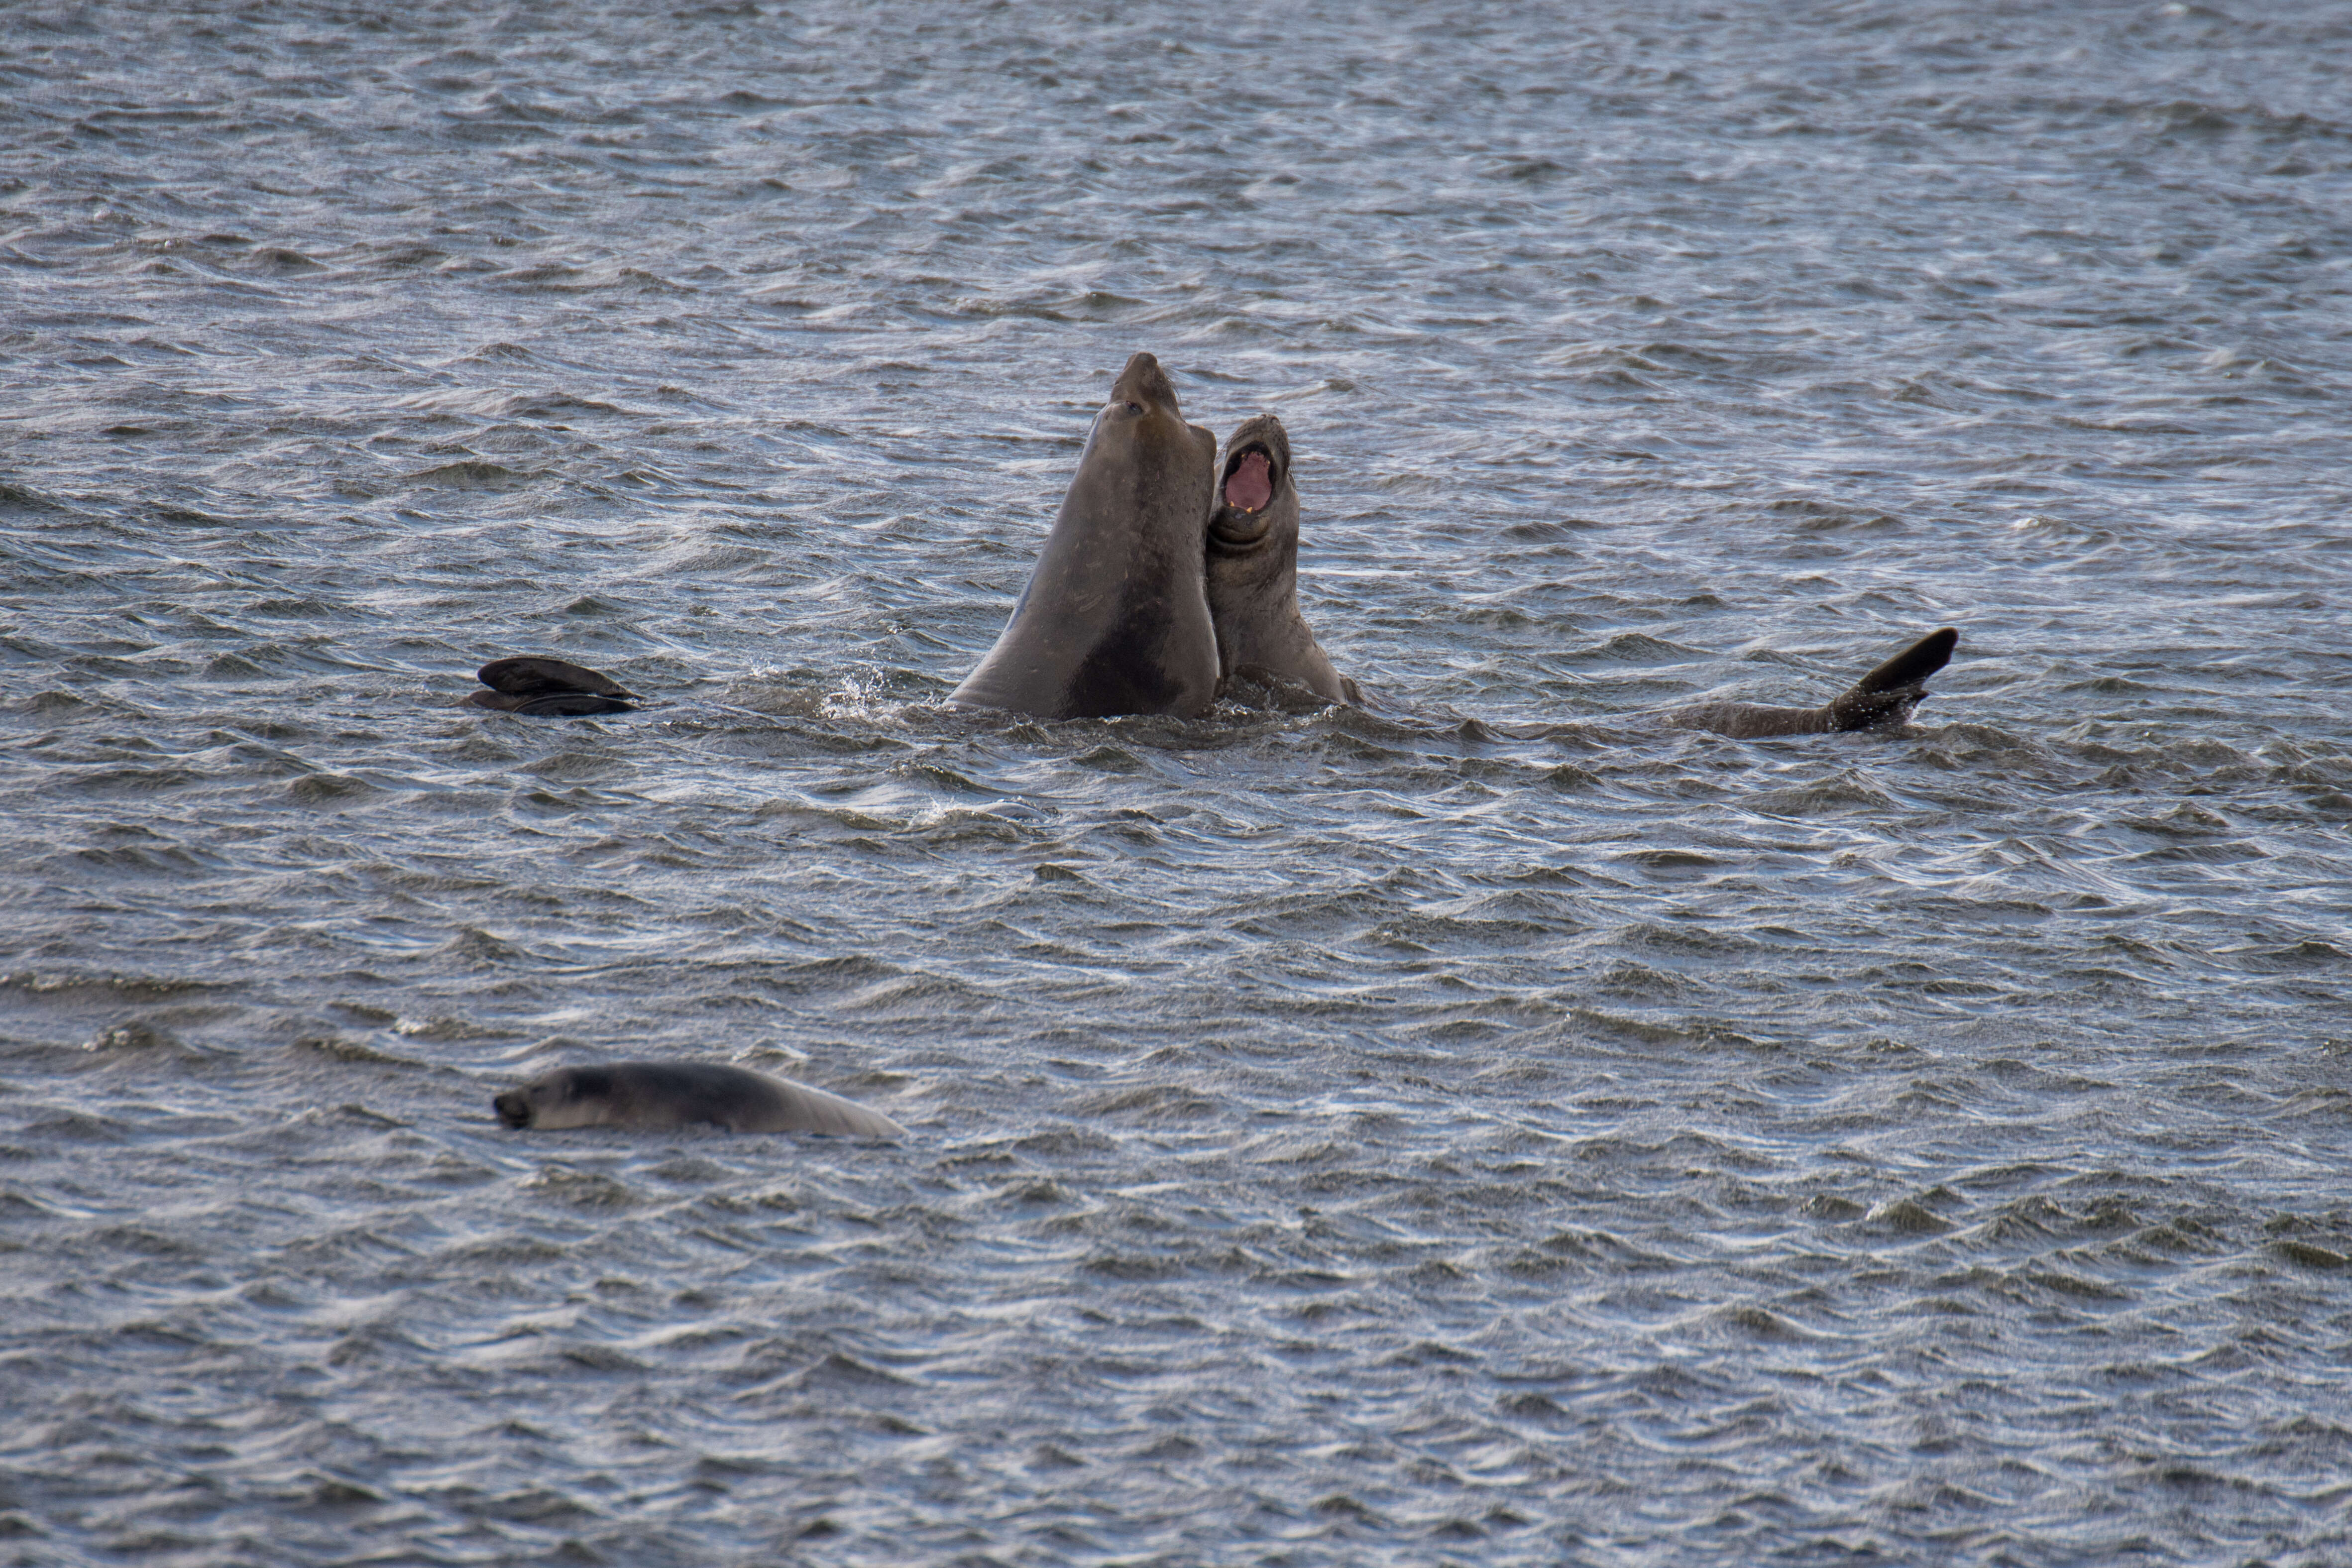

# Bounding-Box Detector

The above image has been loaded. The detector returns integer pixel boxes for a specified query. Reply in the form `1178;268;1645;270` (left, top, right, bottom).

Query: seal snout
1110;350;1178;417
466;656;641;717
492;1090;532;1128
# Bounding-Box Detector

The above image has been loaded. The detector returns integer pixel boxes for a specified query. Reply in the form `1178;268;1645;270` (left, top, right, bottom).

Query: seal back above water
492;1061;904;1138
950;351;1220;720
1667;627;1959;737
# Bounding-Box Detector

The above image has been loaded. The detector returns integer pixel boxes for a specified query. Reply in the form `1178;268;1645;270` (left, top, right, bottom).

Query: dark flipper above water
493;1060;904;1137
464;656;641;717
1822;626;1959;730
1669;627;1958;739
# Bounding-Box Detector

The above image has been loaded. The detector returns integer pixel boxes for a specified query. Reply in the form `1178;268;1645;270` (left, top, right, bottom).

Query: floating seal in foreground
950;351;1220;720
1666;627;1959;738
493;1061;904;1137
1206;414;1358;706
464;657;639;717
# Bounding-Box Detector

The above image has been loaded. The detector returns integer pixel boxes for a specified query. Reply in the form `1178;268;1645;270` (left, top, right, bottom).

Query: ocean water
4;1;2351;1563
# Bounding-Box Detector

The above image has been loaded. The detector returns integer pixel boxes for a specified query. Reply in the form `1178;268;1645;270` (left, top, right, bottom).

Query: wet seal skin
950;351;1221;720
1666;627;1960;737
464;657;640;717
492;1061;905;1138
1205;413;1358;707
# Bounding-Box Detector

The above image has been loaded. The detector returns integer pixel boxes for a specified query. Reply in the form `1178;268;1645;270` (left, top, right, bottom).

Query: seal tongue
1225;451;1273;512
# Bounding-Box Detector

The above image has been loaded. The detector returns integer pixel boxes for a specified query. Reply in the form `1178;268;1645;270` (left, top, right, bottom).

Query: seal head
950;352;1220;720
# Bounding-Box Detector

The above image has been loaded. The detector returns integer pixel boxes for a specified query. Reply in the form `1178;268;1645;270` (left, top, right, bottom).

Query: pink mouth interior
1224;451;1273;512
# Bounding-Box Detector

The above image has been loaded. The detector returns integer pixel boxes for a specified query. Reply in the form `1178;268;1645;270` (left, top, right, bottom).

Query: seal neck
1207;494;1300;602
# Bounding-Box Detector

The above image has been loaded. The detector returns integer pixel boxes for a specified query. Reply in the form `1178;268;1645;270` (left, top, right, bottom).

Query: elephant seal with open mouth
492;1061;904;1138
950;351;1221;720
1206;414;1358;706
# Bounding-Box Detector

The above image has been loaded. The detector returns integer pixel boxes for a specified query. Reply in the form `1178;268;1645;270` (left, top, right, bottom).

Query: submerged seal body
492;1061;904;1138
1205;414;1356;706
1668;627;1959;737
464;657;640;717
950;351;1220;720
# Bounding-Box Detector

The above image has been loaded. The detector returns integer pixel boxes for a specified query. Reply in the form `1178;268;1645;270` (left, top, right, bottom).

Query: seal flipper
1821;626;1957;732
477;657;639;700
1670;627;1957;739
473;690;640;717
465;656;641;716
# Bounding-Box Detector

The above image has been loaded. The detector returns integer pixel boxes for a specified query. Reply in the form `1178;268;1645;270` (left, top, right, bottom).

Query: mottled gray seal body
1668;627;1959;737
950;352;1220;720
493;1061;904;1138
1205;415;1357;707
464;657;640;717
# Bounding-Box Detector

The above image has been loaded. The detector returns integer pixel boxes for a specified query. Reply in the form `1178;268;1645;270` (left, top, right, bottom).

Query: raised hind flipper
1669;627;1957;739
464;656;641;716
1822;626;1958;731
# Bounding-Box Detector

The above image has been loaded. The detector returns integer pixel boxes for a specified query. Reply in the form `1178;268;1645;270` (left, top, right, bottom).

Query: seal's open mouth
1222;448;1274;513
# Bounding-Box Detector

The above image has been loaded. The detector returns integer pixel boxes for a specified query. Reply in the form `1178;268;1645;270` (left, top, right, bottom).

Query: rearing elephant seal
493;1061;904;1138
1206;414;1357;706
950;352;1220;720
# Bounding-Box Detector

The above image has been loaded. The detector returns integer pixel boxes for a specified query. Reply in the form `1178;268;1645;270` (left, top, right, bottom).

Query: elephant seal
464;657;639;717
1206;415;1359;706
492;1061;904;1138
950;351;1220;720
1667;627;1959;737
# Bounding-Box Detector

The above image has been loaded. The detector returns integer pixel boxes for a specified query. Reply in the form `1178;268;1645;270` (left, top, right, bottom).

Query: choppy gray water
5;1;2352;1563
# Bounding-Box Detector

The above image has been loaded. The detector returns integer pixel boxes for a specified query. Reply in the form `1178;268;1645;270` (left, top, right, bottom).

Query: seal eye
1124;400;1142;415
